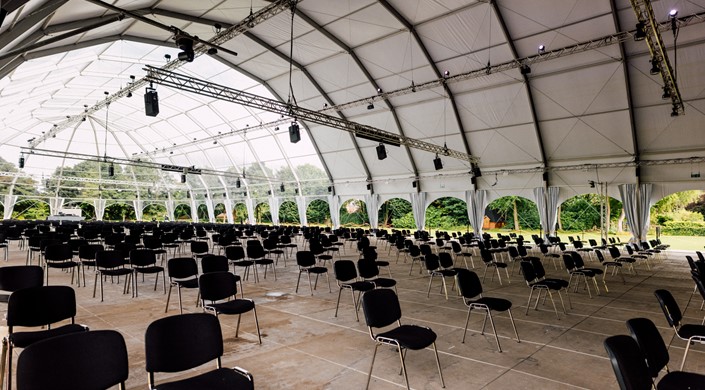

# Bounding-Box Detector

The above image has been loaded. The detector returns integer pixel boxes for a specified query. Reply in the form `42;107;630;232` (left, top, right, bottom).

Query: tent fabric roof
1;0;704;204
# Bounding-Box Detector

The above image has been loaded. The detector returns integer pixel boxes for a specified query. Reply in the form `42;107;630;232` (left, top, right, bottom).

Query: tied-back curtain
296;196;308;227
205;198;215;223
546;187;560;236
49;197;65;216
133;199;143;221
165;200;175;221
93;198;106;221
328;195;340;229
365;194;380;230
3;195;17;220
224;200;234;224
268;197;280;226
190;199;199;223
245;198;255;225
410;192;427;232
619;183;653;242
533;187;549;241
465;190;488;236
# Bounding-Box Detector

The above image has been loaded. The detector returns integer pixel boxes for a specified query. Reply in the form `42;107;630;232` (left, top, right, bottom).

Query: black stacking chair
44;243;80;286
357;258;396;292
424;253;457;299
0;265;43;303
333;260;374;321
16;330;128;390
226;245;254;282
165;257;200;314
361;288;445;390
199;271;261;344
455;269;520;352
407;244;424;275
480;248;510;285
246;243;276;282
93;250;133;302
190;240;210;260
1;286;89;390
202;254;243;298
77;244;103;287
145;313;254;390
295;251;330;295
604;333;705;390
654;289;705;370
562;253;598;298
520;259;569;319
130;249;166;297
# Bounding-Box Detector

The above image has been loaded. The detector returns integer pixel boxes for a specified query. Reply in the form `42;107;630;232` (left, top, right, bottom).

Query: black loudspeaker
433;156;443;170
472;165;482;177
366;183;372;190
144;90;159;117
542;172;548;182
376;144;387;160
412;180;417;188
289;123;301;143
471;177;477;185
635;166;641;177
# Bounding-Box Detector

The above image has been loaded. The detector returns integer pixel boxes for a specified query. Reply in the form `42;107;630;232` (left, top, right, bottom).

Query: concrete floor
1;239;704;389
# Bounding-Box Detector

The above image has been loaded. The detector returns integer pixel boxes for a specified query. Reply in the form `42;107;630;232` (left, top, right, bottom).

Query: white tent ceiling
0;0;704;204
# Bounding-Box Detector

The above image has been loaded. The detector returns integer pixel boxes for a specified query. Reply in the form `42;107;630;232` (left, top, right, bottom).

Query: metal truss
0;170;180;189
630;0;683;114
28;0;298;148
143;66;478;163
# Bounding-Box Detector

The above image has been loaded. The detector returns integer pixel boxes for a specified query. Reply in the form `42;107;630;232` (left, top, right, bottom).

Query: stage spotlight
367;102;374;110
108;163;114;177
669;9;678;18
650;58;661;75
520;64;531;75
267;190;272;195
376;143;387;160
181;174;186;183
538;44;545;54
327;186;332;193
207;47;218;55
662;86;671;100
376;87;382;93
634;22;646;41
433;154;443;170
671;105;680;117
176;36;195;62
589;180;595;188
280;183;285;192
443;70;450;78
236;178;241;188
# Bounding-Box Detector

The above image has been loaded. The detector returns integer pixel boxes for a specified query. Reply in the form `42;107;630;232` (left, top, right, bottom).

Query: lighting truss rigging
143;66;479;163
27;0;298;149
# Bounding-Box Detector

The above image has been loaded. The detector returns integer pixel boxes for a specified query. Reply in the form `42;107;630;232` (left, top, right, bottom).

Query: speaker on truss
471;177;477;186
289;122;301;143
144;88;159;117
376;143;387;160
542;172;548;182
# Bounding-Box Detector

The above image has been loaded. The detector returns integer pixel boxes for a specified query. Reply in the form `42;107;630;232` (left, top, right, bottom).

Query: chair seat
370;278;396;289
102;268;133;277
377;324;436;350
155;368;253;390
543;278;569;288
678;324;705;339
572;270;596;277
206;299;255;315
174;278;199;289
344;281;375;292
529;281;563;291
135;266;164;274
603;261;622;267
375;261;390;267
433;269;457;277
307;266;328;275
657;371;705;390
10;324;87;348
617;257;636;263
471;297;512;312
47;261;79;269
254;259;274;265
487;262;508;268
231;260;254;267
583;267;604;275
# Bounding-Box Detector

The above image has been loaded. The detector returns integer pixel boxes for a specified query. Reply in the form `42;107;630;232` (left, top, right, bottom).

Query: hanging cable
486;1;492;74
286;0;297;108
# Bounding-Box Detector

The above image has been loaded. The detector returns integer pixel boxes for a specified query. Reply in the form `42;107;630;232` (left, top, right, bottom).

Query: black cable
287;0;297;108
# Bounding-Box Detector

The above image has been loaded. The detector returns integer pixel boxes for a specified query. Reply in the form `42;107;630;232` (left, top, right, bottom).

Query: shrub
662;220;705;236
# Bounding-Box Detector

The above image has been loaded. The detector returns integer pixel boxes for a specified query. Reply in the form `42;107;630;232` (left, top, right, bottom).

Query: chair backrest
95;250;125;269
0;265;43;292
362;247;377;261
562;253;576;271
595;250;605;263
296;251;316;268
17;330;128;390
518;245;528;257
44;244;73;262
608;246;621;259
697;251;705;262
654;289;682;327
225;245;246;261
456;268;482;299
7;286;77;328
570;252;586;268
508;246;519;259
520;261;537;283
145;313;224;374
78;244;103;260
424;254;441;272
530;257;548;279
246;244;265;259
130;249;157;267
190;241;209;254
625;318;668;379
333;260;357;282
201;255;229;274
167;257;198;280
199;271;237;302
573;240;583;249
357;258;380;279
362;288;401;329
693;274;705;303
438;252;454;269
419;244;432;256
480;249;493;263
603;335;653;390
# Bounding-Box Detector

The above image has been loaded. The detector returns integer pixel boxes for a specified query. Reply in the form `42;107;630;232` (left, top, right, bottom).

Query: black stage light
176;36;195;62
433;155;443;170
18;156;24;168
280;183;285;192
108;163;114;177
236;178;241;188
181;174;186;183
634;22;646;41
650;58;661;75
376;143;387;160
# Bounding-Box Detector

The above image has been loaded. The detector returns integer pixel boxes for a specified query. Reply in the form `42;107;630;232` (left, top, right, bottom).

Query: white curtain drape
411;192;427;232
533;186;560;239
133;199;143;221
49;197;65;216
245;198;255;225
365;194;380;229
93;198;106;221
619;183;653;242
224;200;234;224
3;195;17;220
190;199;199;223
205;198;215;223
268;197;280;226
166;200;175;221
328;195;340;229
465;190;488;236
296;196;308;226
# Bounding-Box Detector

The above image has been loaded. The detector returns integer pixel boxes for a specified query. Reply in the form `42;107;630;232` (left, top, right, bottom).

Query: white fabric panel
3;195;17;220
618;183;653;243
465;190;488;236
205;198;215;223
50;197;65;217
269;197;280;226
133;200;143;221
533;187;548;241
365;194;380;229
546;187;560;236
410;192;427;232
328;195;340;229
245;199;256;225
93;199;106;221
224;200;234;224
190;199;199;223
296;196;308;227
